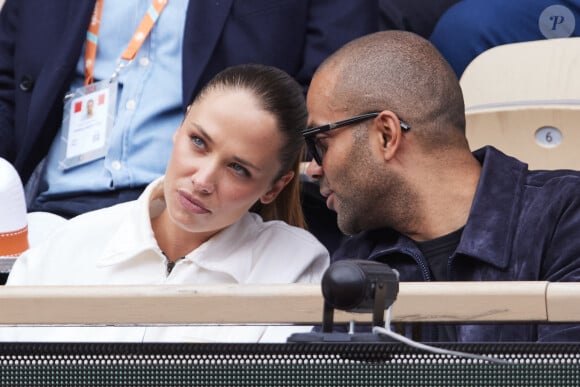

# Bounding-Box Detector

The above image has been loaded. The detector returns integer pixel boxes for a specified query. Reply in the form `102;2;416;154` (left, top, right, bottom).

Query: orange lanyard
84;0;169;86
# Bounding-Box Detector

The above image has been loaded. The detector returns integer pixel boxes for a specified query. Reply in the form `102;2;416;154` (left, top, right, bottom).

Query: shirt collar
97;177;165;266
96;177;260;283
182;213;260;283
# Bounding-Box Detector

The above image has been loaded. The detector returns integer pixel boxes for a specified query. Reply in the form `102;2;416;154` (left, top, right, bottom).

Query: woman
2;64;329;342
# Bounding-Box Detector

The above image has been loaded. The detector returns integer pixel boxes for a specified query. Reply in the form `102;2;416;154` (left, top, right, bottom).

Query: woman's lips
178;190;211;214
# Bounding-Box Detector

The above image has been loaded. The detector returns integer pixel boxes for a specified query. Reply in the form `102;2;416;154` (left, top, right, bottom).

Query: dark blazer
0;0;378;183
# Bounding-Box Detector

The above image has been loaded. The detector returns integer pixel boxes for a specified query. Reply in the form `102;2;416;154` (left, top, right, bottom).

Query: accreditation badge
58;79;117;170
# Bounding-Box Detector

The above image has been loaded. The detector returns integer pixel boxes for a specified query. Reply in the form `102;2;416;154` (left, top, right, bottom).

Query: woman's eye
191;136;206;149
230;162;250;177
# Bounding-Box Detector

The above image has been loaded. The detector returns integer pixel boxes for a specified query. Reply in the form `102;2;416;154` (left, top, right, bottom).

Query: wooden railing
0;281;578;325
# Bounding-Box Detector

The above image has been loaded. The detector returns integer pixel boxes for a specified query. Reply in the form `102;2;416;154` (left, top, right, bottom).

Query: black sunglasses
302;112;411;165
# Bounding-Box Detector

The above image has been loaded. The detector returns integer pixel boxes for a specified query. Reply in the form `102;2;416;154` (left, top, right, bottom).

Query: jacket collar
456;146;527;269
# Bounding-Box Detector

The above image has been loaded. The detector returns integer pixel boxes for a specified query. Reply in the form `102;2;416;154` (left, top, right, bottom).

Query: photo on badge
58;79;118;171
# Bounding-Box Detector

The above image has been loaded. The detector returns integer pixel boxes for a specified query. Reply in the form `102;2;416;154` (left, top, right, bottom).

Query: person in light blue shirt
38;1;188;214
430;0;580;78
0;0;377;227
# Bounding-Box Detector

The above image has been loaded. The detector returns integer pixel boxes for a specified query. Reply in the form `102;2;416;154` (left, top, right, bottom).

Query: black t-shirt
415;227;464;342
416;227;464;281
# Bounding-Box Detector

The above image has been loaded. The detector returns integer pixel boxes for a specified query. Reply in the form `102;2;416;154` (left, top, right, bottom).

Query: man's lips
320;188;335;211
178;190;211;214
325;192;335;211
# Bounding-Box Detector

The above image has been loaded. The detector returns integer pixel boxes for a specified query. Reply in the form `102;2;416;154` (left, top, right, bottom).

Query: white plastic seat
460;38;580;170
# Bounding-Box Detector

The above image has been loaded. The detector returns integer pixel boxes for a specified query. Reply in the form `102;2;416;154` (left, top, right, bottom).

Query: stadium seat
460;37;580;170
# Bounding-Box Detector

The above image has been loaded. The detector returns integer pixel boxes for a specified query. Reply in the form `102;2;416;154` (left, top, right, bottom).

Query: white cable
372;326;512;365
348;320;355;334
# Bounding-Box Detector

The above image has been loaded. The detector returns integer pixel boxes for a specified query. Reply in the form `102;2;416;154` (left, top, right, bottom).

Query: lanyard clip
110;60;133;82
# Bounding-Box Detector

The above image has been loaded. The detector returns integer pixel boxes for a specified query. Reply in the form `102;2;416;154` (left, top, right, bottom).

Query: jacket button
19;75;34;92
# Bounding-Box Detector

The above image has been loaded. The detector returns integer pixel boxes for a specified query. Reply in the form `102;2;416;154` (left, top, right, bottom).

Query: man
303;30;580;342
0;0;377;221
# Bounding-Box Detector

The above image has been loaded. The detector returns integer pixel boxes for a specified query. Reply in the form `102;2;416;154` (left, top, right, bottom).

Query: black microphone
321;260;399;330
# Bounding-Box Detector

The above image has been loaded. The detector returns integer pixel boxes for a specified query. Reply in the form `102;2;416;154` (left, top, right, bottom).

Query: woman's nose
191;163;217;194
305;160;324;181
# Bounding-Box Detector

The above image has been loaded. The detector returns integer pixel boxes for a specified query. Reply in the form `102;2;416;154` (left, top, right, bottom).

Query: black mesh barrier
1;342;580;386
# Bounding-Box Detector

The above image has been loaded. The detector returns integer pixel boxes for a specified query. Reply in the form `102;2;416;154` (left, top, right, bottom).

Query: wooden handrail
0;281;570;325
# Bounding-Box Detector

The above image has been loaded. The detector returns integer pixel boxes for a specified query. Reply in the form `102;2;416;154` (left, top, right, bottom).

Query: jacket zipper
367;247;432;281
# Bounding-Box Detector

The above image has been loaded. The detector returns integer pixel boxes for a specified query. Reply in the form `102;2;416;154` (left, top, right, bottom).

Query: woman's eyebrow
232;156;261;172
191;122;214;145
192;122;262;172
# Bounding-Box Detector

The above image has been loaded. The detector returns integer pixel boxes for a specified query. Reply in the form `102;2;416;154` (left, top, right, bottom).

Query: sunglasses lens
305;138;322;165
314;145;323;165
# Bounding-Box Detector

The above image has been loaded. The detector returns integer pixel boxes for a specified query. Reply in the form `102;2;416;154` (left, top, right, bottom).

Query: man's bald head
315;30;467;150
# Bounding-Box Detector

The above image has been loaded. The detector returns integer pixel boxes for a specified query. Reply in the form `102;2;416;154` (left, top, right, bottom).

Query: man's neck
403;152;481;242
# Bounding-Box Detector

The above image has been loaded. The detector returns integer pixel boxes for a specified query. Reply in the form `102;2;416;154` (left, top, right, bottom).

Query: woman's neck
151;210;214;262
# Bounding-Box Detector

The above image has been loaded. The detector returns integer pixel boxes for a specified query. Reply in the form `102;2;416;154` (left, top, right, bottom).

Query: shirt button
126;100;137;110
19;75;35;91
139;57;150;67
111;161;122;170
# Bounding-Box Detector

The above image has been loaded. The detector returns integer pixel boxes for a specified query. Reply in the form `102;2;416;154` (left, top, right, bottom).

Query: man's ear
260;171;295;204
372;111;404;161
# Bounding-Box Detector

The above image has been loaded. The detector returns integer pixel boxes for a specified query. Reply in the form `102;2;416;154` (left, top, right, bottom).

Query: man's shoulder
524;168;580;188
477;146;580;212
521;169;580;213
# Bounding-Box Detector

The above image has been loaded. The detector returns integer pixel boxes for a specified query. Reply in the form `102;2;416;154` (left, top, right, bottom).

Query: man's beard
331;140;417;235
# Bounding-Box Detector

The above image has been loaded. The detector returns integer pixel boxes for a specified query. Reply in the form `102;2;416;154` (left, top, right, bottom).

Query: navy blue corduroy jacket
333;146;580;342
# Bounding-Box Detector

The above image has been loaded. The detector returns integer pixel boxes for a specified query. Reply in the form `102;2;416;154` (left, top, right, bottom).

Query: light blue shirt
39;0;187;197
